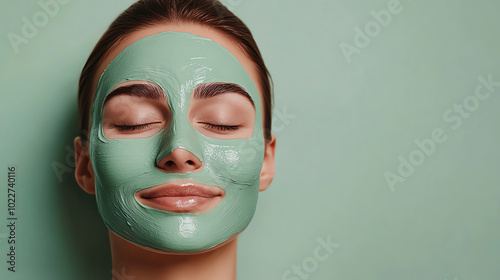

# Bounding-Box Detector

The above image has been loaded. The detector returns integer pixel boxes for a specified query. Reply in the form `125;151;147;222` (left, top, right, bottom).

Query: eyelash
114;123;153;131
201;123;239;131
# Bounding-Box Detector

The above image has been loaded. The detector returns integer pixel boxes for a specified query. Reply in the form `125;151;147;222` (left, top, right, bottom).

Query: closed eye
200;122;240;131
113;122;160;131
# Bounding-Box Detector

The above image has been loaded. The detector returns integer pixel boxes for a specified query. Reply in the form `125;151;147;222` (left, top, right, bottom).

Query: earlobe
259;133;276;192
74;137;96;194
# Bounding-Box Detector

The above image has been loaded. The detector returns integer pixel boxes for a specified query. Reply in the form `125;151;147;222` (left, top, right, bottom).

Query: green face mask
89;32;265;253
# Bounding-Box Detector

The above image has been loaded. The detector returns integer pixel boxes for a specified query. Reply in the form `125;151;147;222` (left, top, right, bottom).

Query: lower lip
141;196;217;213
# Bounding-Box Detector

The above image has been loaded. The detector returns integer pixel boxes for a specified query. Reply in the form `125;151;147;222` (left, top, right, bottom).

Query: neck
109;231;237;280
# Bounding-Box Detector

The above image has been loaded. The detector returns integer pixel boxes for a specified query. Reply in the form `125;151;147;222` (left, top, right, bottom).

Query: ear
259;133;276;191
74;136;96;194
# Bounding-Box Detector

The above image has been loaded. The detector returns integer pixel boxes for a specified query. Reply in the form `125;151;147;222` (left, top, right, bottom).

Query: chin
113;229;241;255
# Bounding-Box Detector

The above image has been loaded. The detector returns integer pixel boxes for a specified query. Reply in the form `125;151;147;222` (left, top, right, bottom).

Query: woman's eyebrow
104;83;164;104
192;82;255;107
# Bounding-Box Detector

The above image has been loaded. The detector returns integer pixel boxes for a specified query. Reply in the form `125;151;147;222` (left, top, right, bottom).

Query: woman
73;0;276;279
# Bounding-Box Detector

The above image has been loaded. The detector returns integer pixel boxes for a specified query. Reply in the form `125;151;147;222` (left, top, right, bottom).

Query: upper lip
136;181;225;199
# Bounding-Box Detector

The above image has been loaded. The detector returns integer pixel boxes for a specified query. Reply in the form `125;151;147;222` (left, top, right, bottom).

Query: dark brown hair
78;0;273;144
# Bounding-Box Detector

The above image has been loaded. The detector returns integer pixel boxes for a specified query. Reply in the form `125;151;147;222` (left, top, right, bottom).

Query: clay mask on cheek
88;32;265;253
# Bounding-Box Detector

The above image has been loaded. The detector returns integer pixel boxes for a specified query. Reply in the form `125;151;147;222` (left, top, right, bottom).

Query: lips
135;181;225;214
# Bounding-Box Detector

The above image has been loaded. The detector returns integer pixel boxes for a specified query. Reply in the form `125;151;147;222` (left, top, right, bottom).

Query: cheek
202;140;265;187
91;139;157;188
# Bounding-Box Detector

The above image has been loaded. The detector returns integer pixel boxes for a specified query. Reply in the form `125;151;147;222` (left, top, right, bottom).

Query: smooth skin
74;23;276;280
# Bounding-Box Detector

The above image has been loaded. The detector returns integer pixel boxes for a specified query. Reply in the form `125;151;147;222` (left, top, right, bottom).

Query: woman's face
85;24;272;253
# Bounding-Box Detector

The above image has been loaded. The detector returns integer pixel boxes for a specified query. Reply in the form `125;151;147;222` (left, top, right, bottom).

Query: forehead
92;24;262;103
94;32;258;108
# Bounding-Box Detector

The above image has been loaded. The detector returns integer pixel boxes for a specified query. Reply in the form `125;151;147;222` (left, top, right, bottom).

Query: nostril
156;148;203;173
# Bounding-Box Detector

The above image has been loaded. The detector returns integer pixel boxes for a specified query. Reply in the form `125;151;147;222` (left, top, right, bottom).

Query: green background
1;0;499;279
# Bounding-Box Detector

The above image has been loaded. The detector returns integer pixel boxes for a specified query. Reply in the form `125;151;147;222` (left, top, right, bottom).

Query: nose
156;148;203;173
